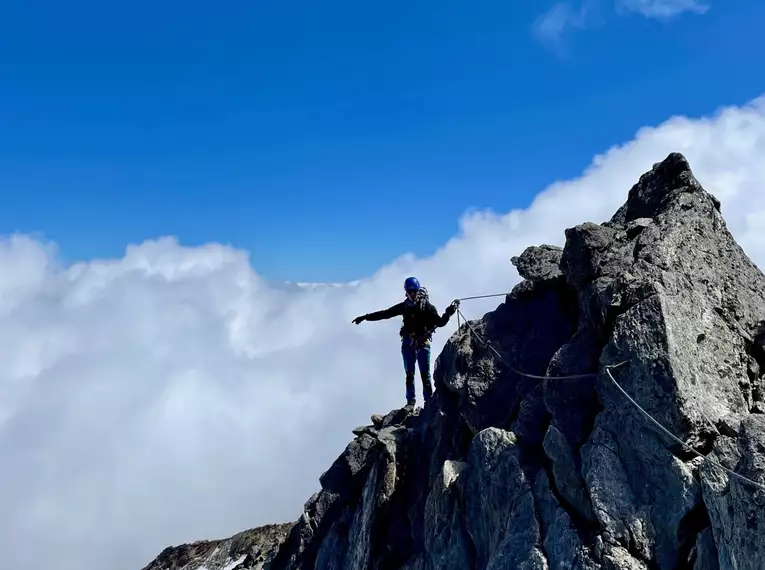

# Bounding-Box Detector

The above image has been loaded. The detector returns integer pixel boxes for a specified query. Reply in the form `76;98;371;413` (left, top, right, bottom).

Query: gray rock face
689;527;719;570
464;428;547;570
423;460;472;570
700;416;765;570
141;152;765;570
533;470;600;570
512;245;564;283
543;424;597;523
581;413;653;562
140;523;293;570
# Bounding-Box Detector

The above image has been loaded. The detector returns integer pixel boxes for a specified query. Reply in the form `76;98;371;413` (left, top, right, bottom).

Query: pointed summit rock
610;151;720;225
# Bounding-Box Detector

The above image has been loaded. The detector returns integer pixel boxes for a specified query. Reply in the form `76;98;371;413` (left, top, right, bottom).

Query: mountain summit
142;153;765;570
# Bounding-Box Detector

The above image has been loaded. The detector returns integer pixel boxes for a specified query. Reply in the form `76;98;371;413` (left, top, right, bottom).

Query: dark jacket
363;288;455;343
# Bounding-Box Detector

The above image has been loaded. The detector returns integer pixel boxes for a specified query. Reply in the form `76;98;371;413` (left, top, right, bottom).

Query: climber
352;276;459;408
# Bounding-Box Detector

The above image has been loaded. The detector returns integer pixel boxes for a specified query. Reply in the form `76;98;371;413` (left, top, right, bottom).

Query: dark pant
401;336;433;404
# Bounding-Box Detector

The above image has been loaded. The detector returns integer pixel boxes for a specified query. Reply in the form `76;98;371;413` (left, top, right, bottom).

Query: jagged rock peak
610;151;721;225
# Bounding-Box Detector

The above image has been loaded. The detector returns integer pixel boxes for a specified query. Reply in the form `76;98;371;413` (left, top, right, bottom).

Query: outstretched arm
353;302;406;324
427;299;459;328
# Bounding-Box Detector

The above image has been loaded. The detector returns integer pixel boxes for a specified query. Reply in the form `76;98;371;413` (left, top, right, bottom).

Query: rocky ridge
141;153;765;570
141;523;292;570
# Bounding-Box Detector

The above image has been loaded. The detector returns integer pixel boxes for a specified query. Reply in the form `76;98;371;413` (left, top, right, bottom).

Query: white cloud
532;1;599;48
2;95;765;570
533;0;708;47
617;0;709;19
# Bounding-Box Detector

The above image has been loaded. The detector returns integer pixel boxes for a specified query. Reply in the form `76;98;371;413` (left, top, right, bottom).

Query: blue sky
1;0;762;282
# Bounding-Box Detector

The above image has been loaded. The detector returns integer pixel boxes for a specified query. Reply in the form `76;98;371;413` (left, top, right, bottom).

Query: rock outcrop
141;153;765;570
141;523;292;570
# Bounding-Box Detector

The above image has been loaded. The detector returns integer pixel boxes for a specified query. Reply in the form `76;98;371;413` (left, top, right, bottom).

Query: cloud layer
2;94;765;570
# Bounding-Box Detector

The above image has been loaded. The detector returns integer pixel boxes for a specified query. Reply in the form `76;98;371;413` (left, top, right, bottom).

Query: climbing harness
453;300;765;494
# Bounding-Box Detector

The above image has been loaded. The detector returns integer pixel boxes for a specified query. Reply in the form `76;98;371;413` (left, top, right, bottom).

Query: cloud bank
2;95;765;570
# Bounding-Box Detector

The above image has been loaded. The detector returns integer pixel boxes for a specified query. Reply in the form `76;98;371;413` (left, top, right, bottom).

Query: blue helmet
404;276;420;292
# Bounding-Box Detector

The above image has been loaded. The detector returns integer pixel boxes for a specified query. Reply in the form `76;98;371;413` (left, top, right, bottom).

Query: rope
605;367;765;493
453;302;765;493
458;292;511;302
456;308;626;380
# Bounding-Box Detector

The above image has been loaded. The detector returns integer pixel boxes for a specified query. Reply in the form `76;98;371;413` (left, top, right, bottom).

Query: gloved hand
445;299;460;315
352;315;366;325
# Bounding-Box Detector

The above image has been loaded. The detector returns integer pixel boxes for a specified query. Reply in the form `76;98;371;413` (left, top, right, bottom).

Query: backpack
400;287;435;346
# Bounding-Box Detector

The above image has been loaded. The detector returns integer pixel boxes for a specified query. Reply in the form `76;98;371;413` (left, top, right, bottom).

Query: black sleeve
426;302;453;328
364;302;406;321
